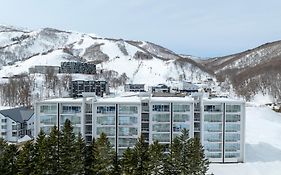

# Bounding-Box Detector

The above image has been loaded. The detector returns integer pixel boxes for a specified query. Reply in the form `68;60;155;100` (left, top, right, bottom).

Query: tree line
0;119;211;175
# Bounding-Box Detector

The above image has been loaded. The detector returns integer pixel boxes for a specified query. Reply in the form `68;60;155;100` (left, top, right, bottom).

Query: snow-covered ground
209;106;281;175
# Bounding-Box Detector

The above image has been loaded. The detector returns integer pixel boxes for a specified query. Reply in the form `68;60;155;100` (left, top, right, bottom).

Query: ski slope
209;106;281;175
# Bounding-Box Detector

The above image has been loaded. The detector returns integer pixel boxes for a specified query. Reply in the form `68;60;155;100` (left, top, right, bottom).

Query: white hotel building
34;93;245;163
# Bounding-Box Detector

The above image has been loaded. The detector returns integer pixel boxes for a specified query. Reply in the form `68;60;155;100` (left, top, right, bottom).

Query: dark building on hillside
151;84;171;93
29;65;60;74
124;84;145;92
60;62;96;74
70;80;109;97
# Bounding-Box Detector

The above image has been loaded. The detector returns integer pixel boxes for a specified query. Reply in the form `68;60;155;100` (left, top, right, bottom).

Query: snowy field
209;106;281;175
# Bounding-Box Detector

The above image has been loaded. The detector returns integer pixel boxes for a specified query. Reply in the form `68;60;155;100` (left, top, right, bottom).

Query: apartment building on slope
34;93;245;163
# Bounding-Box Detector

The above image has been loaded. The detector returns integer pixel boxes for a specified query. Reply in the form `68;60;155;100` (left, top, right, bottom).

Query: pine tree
111;152;122;175
121;147;134;175
17;141;35;175
186;137;209;175
131;135;149;175
178;129;190;175
73;132;86;175
148;140;165;175
33;130;48;174
2;144;18;175
92;132;115;175
164;136;182;175
45;126;60;175
59;119;77;174
0;138;8;173
85;138;96;175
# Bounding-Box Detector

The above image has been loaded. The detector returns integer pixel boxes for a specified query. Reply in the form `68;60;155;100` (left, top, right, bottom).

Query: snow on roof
42;97;93;103
17;135;32;143
96;96;141;104
150;96;194;102
203;97;244;103
0;107;34;123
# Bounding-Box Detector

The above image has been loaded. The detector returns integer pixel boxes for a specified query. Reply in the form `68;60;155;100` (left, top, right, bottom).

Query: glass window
226;114;240;122
152;114;170;122
118;127;138;136
152;104;170;112
204;133;222;142
173;114;189;122
204;114;222;122
152;133;170;142
12;131;17;137
60;115;81;125
97;106;115;114
97;127;115;136
152;124;170;132
204;142;222;152
12;125;17;130
173;123;189;132
225;124;240;132
1;125;7;129
226;105;241;113
1;119;7;123
225;143;240;152
119;116;137;125
204;105;222;112
225;152;240;158
97;116;115;125
118;138;137;147
173;104;190;112
206;152;222;158
204;123;222;132
62;106;81;113
40;105;57;114
225;133;240;142
119;105;138;114
40;115;57;125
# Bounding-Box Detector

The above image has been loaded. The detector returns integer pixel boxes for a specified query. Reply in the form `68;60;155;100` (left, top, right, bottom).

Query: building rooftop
0;107;34;123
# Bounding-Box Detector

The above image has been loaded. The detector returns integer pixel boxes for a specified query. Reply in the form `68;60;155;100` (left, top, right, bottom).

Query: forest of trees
0;119;210;175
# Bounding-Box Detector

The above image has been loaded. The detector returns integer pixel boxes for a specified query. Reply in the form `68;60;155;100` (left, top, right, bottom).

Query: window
152;104;170;112
173;104;190;112
225;153;240;158
225;124;240;132
226;105;241;113
97;106;115;114
152;133;170;142
225;143;240;152
204;143;222;152
152;114;170;122
40;115;56;125
118;127;138;136
97;116;115;125
173;123;189;132
60;115;81;125
12;125;17;130
206;152;222;158
153;124;170;132
226;114;240;122
204;123;222;132
119;116;137;125
97;127;115;136
204;133;222;142
173;114;189;122
1;125;7;129
1;119;7;123
204;114;222;122
225;133;240;142
12;131;17;137
204;105;222;112
118;138;137;147
62;106;81;113
119;105;138;114
40;105;57;114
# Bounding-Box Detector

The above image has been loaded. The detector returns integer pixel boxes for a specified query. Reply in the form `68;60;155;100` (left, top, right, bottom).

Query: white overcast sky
0;0;281;57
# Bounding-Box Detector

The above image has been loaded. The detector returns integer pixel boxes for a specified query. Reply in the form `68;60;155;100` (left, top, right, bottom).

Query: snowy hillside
210;106;281;175
0;25;213;87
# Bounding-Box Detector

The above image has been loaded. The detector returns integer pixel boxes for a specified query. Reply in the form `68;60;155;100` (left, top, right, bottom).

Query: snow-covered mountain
0;25;213;86
203;40;281;102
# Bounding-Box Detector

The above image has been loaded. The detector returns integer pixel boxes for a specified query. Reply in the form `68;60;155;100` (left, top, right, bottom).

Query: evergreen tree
178;129;190;175
131;135;149;175
148;141;165;175
85;138;96;175
92;132;115;175
0;138;8;173
164;136;182;175
121;147;134;175
111;152;122;175
45;126;60;175
33;129;48;174
73;132;86;175
59;119;77;174
2;144;18;175
16;141;35;175
186;137;209;175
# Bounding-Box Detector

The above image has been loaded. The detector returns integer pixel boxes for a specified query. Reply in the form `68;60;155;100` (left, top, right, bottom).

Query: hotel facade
34;93;245;163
